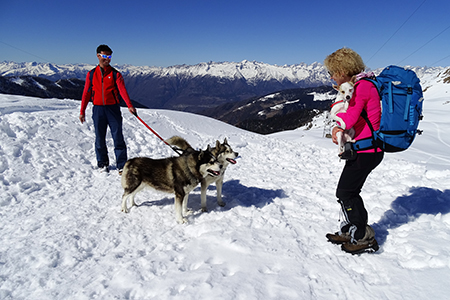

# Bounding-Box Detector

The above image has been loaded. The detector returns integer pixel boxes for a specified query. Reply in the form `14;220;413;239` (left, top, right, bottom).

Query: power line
366;0;427;64
398;24;450;65
0;40;52;63
430;54;450;67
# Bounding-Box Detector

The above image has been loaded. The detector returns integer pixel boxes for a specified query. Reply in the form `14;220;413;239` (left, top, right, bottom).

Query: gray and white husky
120;144;222;224
166;136;238;212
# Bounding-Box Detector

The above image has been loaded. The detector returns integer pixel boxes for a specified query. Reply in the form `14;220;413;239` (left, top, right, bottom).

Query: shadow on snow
216;179;286;209
134;179;286;213
373;187;450;245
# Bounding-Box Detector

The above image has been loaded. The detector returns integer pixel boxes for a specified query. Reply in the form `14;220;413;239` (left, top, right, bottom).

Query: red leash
133;112;182;155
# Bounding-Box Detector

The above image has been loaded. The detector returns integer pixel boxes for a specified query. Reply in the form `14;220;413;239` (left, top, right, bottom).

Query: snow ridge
3;60;443;83
0;60;330;83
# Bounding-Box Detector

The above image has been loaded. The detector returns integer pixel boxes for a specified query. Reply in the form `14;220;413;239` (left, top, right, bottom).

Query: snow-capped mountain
1;60;444;85
1;60;448;117
0;60;330;84
0;61;94;81
122;60;331;86
0;60;334;112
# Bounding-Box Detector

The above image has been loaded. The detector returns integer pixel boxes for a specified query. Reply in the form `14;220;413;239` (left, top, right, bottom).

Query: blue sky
1;0;449;69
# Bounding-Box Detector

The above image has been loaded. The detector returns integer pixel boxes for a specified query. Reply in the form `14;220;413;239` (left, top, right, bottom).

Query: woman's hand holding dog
332;126;344;145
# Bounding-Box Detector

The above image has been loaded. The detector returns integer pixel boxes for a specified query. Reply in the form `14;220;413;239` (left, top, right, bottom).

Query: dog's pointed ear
224;138;228;145
198;149;204;160
207;145;212;152
350;76;357;84
333;84;339;91
215;140;220;148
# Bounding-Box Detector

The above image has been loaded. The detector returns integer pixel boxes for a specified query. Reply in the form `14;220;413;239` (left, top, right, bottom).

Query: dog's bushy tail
165;136;192;151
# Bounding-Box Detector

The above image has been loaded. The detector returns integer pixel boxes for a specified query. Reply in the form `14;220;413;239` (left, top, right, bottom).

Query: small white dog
330;81;356;154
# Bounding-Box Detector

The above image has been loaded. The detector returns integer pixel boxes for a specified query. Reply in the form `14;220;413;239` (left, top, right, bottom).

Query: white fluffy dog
330;81;356;154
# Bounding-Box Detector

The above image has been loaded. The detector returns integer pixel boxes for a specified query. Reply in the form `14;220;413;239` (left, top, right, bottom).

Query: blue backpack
352;65;424;152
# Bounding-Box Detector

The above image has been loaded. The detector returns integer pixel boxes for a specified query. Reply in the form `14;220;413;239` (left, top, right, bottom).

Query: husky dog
121;145;222;224
330;81;356;154
166;136;238;212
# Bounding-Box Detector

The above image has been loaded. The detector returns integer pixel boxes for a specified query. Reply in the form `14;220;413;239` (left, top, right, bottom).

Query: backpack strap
87;66;121;104
361;109;375;133
351;109;378;151
87;67;96;94
88;66;118;91
111;66;118;82
110;67;121;104
350;78;381;152
404;85;413;121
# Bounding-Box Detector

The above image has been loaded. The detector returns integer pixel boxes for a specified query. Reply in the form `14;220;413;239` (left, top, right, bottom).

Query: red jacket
80;65;133;115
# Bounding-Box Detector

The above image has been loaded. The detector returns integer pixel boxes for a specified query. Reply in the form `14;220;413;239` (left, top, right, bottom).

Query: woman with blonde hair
324;47;383;254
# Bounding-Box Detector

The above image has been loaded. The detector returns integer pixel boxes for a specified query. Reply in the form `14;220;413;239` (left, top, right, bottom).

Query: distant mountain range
1;61;448;134
0;60;333;112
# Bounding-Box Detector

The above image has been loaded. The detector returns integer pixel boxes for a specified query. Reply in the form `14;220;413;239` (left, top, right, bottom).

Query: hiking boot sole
341;239;379;255
326;232;351;245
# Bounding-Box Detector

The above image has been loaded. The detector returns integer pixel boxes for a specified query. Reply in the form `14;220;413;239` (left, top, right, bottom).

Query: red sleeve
80;71;92;115
116;72;134;108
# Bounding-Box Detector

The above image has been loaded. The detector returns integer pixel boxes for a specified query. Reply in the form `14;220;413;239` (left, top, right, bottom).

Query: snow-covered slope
0;84;449;299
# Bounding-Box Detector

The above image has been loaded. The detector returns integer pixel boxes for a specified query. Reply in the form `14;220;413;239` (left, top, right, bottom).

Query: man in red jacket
79;44;136;174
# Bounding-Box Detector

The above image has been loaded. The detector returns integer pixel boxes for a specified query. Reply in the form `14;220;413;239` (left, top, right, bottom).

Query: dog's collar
330;100;344;108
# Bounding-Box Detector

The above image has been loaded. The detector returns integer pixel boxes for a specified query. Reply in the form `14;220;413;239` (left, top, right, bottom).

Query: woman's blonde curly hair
324;47;366;77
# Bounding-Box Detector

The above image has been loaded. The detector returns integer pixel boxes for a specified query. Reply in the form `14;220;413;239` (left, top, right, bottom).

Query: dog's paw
177;217;188;224
201;207;208;212
218;201;226;207
121;207;129;213
183;208;194;216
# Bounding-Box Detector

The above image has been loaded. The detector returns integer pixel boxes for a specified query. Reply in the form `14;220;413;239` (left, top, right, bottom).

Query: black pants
336;152;384;240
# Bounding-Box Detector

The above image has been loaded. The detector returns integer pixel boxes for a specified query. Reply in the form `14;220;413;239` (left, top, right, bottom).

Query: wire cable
398;24;450;65
430;54;450;67
0;40;51;63
366;0;427;64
